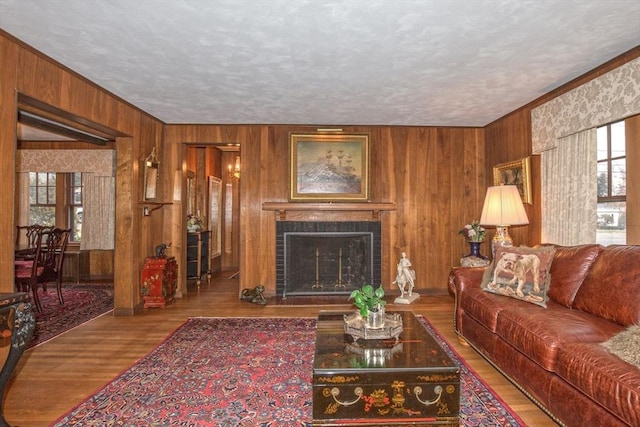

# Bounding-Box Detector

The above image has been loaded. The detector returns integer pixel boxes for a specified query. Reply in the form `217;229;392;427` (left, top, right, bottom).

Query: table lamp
479;185;529;258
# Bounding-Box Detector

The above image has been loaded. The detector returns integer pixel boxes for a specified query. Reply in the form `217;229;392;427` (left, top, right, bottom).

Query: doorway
14;95;125;314
182;143;240;290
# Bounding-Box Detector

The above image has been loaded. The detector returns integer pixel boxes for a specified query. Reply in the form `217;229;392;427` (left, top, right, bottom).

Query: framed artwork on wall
493;156;532;204
289;132;369;202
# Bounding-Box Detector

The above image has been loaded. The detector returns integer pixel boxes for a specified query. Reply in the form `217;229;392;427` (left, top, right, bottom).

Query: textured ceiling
1;0;639;126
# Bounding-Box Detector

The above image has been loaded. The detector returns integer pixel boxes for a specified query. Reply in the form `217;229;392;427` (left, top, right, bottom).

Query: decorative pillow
601;325;640;369
481;245;556;307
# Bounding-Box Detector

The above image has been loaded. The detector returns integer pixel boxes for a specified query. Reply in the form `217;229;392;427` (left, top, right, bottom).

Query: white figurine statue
393;252;420;304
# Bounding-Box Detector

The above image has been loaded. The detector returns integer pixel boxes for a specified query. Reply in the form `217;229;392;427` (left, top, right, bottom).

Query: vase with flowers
459;220;488;265
186;214;203;232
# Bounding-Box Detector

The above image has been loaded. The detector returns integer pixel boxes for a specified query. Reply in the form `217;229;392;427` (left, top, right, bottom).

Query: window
29;172;56;226
596;120;626;245
69;172;83;242
28;171;83;242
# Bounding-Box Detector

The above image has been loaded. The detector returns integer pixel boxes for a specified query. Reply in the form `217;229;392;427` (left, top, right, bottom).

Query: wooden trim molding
262;202;396;220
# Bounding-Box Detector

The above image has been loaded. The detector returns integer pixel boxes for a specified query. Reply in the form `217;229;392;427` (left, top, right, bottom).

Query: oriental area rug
29;282;114;349
51;317;524;426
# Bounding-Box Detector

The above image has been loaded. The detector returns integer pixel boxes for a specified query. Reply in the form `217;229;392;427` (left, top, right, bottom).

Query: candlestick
336;248;344;287
313;248;320;288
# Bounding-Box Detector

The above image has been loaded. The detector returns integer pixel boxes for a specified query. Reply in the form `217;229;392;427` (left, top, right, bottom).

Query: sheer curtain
541;129;597;245
80;173;115;250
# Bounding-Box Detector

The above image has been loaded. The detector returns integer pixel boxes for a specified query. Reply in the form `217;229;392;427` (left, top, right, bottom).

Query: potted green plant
349;284;386;328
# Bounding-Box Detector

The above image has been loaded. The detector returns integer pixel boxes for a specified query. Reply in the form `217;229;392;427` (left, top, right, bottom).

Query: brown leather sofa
448;244;640;426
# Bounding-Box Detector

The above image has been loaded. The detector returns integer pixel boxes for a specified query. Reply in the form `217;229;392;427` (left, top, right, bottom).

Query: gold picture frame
289;132;369;202
493;157;532;204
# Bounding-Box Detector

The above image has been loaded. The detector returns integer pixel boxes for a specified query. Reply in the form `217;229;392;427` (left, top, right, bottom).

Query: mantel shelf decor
262;202;395;220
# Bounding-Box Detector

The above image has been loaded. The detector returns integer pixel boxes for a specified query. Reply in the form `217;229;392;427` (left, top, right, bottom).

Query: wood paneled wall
484;110;538;246
166;125;485;296
1;31;166;315
626;114;640;244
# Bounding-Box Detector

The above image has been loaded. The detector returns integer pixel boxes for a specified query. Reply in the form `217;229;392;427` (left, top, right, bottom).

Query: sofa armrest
448;266;487;335
448;266;487;297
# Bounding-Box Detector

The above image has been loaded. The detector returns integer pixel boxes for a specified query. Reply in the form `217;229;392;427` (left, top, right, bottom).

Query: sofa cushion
481;245;556;307
494;301;621;371
555;342;640;427
573;245;640;326
543;244;603;308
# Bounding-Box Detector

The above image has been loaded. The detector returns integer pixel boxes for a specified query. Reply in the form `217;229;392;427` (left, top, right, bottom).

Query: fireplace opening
276;222;381;297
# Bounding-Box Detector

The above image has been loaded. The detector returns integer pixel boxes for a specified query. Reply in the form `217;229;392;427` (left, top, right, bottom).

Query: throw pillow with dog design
481;245;556;307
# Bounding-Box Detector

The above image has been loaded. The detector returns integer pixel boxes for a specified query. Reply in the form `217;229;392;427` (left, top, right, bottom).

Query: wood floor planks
5;276;558;426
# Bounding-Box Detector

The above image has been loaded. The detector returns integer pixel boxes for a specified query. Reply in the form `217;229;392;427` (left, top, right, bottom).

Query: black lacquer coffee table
312;311;460;426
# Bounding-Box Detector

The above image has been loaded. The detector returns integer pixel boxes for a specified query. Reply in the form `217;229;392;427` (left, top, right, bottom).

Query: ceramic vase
466;241;486;259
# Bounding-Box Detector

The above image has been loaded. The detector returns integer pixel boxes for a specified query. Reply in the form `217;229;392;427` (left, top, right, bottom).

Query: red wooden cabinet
141;256;177;308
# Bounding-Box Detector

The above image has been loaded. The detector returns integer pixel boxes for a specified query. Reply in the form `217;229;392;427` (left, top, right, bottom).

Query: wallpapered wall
17;149;115;176
532;57;640;153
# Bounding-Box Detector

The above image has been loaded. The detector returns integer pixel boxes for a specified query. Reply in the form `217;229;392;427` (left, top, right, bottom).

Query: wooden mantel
262;202;396;220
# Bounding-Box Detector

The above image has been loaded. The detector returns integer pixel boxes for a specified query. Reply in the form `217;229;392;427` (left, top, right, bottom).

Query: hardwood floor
5;274;558;426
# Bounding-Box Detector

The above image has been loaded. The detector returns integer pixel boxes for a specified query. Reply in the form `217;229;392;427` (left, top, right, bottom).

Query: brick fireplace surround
276;221;381;298
263;202;396;298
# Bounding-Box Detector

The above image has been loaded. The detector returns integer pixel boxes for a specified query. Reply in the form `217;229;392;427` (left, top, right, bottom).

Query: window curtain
533;57;639;244
16;172;30;224
15;172;30;247
80;173;115;250
532;57;640;154
541;129;597;245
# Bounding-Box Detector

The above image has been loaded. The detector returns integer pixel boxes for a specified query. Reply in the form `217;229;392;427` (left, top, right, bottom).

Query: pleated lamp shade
480;185;529;227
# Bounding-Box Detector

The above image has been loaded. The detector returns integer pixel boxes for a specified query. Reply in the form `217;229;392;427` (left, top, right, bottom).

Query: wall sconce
480;185;529;258
228;156;240;179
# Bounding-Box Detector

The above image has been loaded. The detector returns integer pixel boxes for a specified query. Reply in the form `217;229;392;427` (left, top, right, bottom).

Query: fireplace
276;222;381;297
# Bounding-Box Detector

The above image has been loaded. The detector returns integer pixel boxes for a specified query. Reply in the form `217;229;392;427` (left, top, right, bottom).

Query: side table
0;293;35;427
141;256;177;308
460;256;490;267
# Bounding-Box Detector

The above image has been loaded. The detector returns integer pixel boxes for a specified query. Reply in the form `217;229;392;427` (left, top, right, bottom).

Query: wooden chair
14;224;53;260
15;228;70;312
41;228;71;304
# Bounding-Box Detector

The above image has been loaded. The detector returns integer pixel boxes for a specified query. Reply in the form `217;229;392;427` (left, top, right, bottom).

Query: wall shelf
139;201;173;216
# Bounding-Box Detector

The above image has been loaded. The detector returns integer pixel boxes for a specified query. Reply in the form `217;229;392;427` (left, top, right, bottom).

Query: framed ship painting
289;132;369;202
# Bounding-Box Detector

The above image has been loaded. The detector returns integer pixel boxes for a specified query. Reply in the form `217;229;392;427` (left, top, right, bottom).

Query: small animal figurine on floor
241;284;267;305
155;242;171;258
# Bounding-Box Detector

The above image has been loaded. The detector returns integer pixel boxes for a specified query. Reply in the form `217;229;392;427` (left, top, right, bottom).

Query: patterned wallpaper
17;149;114;176
531;57;640;153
